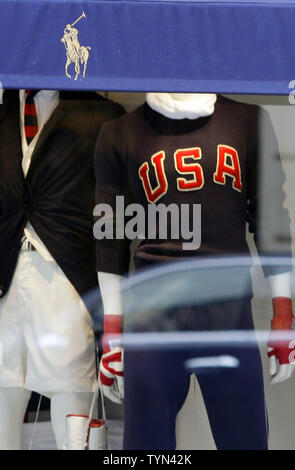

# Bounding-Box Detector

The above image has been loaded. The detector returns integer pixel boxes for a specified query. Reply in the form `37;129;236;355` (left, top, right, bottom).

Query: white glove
99;346;124;404
99;314;124;404
267;297;295;384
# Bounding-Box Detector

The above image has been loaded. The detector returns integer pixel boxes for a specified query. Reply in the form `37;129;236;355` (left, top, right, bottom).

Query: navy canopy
0;0;295;93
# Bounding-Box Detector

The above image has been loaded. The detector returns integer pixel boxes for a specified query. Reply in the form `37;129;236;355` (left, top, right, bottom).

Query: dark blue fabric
0;0;294;93
123;299;268;450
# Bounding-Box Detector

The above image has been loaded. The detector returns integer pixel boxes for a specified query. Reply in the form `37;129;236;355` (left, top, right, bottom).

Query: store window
1;0;295;454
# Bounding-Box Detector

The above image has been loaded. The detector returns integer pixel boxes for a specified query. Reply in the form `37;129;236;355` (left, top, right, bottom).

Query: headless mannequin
0;90;96;450
97;93;294;411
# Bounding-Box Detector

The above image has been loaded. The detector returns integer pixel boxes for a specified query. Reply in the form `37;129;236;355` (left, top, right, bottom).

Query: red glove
99;315;124;403
267;297;295;383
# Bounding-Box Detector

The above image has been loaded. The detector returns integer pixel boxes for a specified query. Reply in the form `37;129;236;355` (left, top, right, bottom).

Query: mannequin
0;389;93;449
0;89;125;449
95;93;295;449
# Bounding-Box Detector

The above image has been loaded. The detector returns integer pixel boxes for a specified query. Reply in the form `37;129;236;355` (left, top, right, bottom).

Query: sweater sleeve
246;107;292;276
94;122;132;276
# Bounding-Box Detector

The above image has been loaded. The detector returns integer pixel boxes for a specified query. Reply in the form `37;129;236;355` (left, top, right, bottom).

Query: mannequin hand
99;314;124;404
100;346;124;404
267;297;295;384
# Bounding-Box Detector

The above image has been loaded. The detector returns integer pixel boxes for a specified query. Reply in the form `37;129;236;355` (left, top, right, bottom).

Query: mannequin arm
266;271;295;384
97;271;123;317
97;271;124;404
267;271;292;299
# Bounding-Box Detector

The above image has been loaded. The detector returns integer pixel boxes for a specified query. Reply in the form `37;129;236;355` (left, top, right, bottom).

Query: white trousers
0;250;97;394
0;387;95;449
0;250;98;449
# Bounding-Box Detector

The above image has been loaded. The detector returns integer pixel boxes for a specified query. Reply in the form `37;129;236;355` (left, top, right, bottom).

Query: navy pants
123;299;268;450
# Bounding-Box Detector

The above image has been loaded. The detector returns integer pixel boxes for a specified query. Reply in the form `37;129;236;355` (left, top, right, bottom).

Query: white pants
0;387;94;449
0;250;97;395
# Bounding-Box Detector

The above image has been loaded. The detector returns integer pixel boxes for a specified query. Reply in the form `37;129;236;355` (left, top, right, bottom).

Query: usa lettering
139;145;242;203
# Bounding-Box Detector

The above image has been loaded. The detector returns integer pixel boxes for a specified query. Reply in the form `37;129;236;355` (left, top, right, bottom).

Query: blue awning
1;0;295;94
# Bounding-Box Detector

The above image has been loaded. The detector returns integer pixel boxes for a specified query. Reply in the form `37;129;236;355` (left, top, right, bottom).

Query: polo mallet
71;12;86;27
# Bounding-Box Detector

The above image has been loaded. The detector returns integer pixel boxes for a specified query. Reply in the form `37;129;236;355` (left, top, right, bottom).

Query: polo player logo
61;12;91;80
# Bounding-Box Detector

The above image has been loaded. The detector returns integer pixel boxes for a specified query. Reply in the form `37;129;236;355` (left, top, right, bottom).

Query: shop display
0;89;124;449
95;93;294;450
0;0;294;453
